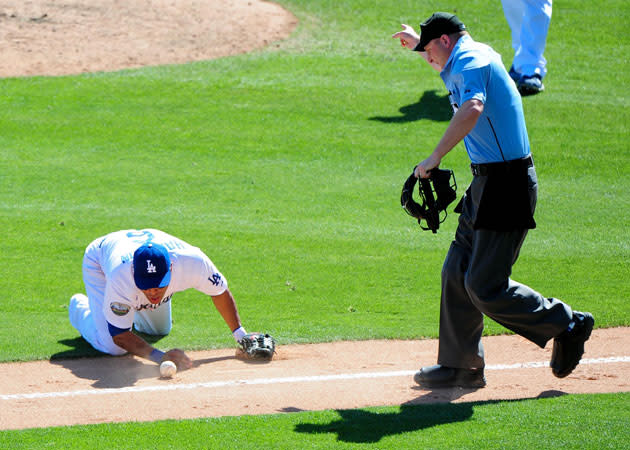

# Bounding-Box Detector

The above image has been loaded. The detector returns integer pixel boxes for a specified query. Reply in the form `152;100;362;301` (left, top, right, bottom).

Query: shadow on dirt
294;389;567;443
50;337;235;389
49;353;159;389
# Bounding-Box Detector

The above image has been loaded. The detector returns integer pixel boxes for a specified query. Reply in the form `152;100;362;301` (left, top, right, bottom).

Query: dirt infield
0;0;297;77
1;0;628;431
1;328;629;430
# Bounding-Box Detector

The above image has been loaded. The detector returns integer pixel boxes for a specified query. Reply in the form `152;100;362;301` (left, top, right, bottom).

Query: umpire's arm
415;99;483;178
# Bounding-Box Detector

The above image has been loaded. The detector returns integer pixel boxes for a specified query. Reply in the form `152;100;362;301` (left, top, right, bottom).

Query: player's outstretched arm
112;330;192;369
211;288;243;336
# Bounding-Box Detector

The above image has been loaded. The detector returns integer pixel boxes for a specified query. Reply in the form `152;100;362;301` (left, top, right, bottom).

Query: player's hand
164;348;193;370
392;24;420;49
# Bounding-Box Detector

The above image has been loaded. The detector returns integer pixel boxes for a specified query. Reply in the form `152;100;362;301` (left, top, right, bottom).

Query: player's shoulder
453;37;495;71
108;258;134;282
169;244;212;270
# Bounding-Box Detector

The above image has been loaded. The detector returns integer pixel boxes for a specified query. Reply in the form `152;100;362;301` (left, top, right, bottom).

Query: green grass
1;0;628;361
2;393;628;449
0;0;628;446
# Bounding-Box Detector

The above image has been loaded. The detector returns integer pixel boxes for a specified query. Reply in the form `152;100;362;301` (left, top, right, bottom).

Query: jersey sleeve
103;282;136;330
191;252;228;296
459;65;489;105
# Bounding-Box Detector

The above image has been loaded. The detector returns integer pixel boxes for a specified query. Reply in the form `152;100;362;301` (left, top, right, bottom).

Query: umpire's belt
470;155;533;176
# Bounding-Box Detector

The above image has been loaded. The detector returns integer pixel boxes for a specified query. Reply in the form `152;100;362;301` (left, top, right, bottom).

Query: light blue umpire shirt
440;35;531;164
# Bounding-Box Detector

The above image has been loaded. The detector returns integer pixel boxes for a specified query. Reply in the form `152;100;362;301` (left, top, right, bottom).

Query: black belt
471;155;534;176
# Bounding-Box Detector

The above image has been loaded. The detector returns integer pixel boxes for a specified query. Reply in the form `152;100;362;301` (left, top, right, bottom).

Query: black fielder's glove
401;168;457;233
237;333;276;360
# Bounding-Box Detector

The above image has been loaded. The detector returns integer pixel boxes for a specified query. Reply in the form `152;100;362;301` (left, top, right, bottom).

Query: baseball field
1;0;629;448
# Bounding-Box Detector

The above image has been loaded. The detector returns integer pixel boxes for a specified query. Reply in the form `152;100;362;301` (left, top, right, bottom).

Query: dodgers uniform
69;229;228;355
436;35;573;369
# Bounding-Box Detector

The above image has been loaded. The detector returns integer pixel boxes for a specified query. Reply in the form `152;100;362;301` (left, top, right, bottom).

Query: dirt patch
1;328;629;430
0;0;298;77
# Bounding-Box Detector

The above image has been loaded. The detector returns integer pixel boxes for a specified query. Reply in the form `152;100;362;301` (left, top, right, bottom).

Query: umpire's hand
415;153;442;178
392;24;420;49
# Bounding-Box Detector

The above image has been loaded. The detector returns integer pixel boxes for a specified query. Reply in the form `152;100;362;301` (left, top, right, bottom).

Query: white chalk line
2;356;629;401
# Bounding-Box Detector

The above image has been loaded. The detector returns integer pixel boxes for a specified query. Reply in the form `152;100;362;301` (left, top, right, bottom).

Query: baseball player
392;13;593;388
502;0;552;95
69;229;250;369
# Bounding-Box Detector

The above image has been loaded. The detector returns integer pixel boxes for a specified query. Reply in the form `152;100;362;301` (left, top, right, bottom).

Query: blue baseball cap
133;243;171;290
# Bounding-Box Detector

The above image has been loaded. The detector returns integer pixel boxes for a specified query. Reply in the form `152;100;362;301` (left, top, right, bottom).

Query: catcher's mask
400;168;457;233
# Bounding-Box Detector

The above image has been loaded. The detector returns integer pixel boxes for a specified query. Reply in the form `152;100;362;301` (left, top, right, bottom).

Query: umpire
392;13;594;388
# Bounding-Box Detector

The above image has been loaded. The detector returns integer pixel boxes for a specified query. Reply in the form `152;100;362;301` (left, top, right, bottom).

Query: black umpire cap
414;12;467;52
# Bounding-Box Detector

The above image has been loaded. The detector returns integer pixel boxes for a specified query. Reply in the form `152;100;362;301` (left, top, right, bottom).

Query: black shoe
508;64;520;82
517;74;545;96
413;364;486;388
550;311;594;378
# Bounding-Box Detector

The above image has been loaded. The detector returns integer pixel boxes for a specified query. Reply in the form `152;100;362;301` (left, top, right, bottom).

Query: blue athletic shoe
508;65;520;82
517;74;545;96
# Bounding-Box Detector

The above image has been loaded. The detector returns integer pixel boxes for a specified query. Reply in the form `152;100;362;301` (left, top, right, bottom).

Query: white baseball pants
501;0;552;77
68;237;172;355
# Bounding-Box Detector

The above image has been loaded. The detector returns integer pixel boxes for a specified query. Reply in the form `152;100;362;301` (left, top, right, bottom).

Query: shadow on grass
51;337;102;360
294;389;567;444
368;89;452;123
51;332;166;360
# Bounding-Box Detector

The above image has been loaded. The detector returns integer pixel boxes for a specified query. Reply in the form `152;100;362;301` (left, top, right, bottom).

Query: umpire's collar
440;34;472;79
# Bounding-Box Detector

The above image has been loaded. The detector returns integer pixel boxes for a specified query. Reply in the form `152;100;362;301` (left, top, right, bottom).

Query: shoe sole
552;314;594;378
518;84;544;96
413;371;486;389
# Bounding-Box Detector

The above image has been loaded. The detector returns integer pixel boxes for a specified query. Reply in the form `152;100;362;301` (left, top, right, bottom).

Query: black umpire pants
437;165;573;369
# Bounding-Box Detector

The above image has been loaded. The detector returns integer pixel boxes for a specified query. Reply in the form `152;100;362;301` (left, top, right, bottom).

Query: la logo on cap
133;243;172;290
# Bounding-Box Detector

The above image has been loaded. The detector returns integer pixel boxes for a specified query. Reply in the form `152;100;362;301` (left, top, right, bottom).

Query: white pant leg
133;300;173;336
516;0;551;77
68;239;127;356
502;0;552;77
69;293;93;340
501;0;525;56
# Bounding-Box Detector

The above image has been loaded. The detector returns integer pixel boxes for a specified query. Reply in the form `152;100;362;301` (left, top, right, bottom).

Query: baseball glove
238;333;276;360
401;168;457;233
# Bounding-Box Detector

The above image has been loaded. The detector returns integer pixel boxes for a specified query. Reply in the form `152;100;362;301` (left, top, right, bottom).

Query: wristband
149;349;165;363
232;326;247;342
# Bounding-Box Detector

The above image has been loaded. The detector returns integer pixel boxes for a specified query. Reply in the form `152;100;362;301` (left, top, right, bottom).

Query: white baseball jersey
94;229;227;330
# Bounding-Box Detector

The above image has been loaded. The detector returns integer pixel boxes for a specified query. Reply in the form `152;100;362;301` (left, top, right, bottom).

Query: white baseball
159;360;177;378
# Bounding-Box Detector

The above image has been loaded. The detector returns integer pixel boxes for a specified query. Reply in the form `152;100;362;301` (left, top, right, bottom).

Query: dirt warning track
1;328;628;430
